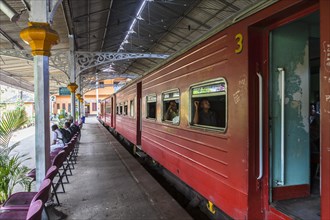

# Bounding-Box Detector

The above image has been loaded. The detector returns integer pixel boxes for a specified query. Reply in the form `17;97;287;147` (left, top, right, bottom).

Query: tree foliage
0;108;31;203
0;108;28;149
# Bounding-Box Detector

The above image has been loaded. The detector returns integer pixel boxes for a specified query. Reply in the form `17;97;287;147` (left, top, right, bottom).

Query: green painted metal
270;21;310;187
59;87;70;96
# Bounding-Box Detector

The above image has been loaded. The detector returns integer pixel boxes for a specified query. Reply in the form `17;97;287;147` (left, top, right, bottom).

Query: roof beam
73;8;109;21
0;69;34;92
155;2;211;30
100;0;114;51
0;28;24;49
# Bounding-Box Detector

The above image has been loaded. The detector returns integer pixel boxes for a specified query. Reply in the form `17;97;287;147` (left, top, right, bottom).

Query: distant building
0;85;34;119
50;79;125;116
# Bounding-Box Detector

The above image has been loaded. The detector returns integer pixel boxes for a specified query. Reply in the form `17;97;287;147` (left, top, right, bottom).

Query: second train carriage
99;0;330;219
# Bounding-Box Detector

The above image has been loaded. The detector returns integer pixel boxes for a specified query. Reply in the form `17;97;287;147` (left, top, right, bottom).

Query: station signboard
59;87;71;96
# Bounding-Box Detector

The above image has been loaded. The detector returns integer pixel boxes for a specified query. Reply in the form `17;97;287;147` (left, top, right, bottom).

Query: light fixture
117;0;150;52
128;30;136;34
136;15;144;20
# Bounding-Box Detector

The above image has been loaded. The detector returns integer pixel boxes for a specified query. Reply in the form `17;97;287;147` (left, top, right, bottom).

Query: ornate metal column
76;93;82;119
68;35;77;122
67;82;78;120
95;73;99;117
20;21;59;188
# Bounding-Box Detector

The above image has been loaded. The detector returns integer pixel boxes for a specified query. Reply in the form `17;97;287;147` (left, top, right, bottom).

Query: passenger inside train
190;79;226;130
164;100;179;122
162;90;180;124
193;99;217;127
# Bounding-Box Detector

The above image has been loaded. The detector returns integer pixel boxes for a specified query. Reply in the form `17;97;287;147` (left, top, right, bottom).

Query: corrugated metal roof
0;0;260;93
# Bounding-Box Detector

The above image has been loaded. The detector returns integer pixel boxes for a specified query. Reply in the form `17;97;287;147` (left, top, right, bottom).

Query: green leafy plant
0;108;28;149
0;109;31;203
0;149;31;203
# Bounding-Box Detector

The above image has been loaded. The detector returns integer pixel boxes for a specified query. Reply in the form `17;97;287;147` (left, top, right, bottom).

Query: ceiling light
117;0;150;52
136;15;144;20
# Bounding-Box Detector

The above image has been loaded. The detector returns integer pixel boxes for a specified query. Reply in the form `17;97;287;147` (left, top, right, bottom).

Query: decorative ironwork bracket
1;49;169;79
0;49;69;75
75;52;169;75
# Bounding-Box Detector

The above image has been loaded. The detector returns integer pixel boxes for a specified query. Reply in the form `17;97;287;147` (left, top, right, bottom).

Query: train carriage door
136;82;142;145
268;11;320;218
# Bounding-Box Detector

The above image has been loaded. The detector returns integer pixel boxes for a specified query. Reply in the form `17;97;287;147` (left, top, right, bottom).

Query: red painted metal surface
99;102;106;122
320;0;330;219
141;23;250;218
116;82;139;145
246;1;322;219
100;95;116;129
97;1;330;219
272;185;310;201
267;207;293;220
104;97;112;127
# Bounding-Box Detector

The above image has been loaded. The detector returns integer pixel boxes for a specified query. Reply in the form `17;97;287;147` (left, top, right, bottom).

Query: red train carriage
100;0;330;219
99;101;105;122
115;81;142;145
100;95;116;130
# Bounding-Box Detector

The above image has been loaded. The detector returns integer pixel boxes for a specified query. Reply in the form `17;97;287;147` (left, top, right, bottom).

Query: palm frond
0;109;28;149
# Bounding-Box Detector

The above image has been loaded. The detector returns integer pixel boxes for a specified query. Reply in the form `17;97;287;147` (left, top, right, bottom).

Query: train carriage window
130;99;134;117
162;90;180;125
146;94;156;119
105;102;111;114
116;104;119;114
190;78;227;131
123;101;128;115
120;103;123;115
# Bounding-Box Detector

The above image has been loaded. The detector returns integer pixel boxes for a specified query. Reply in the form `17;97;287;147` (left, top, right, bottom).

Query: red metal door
247;26;265;220
136;82;142;145
320;0;330;218
111;96;115;128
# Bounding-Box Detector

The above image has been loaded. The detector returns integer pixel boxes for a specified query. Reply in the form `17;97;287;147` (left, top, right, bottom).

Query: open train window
146;94;156;119
162;89;180;125
119;103;123;115
116;104;119;114
123;101;128;115
190;78;227;132
130;99;134;117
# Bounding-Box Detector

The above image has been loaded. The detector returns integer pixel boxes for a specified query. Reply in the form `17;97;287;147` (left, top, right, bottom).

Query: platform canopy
0;0;260;93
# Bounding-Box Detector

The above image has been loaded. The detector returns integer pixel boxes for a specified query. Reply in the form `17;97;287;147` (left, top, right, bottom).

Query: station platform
53;117;192;220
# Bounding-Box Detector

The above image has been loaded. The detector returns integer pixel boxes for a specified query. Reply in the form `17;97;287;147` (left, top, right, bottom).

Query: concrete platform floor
52;117;192;220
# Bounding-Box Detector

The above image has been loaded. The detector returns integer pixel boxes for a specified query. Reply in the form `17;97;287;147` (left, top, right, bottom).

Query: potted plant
0;108;31;204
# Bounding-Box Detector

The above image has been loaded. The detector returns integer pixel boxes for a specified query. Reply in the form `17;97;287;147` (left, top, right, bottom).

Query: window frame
105;101;111;114
189;77;228;132
92;103;97;111
119;103;123;115
123;101;128;116
130;99;135;118
145;93;157;120
161;88;180;125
